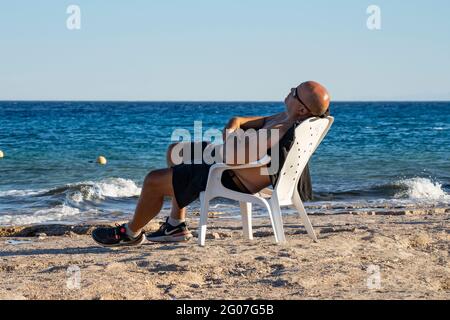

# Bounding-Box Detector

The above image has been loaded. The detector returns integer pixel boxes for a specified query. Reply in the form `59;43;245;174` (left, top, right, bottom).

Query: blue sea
0;101;449;226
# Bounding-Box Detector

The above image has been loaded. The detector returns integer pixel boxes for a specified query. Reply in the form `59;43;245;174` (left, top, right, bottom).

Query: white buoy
97;156;107;165
0;150;4;158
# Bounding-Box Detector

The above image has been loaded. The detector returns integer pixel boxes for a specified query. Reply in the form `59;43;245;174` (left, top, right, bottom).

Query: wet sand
0;210;449;300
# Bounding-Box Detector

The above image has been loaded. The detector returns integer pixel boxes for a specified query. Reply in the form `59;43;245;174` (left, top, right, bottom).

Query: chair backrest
274;116;334;203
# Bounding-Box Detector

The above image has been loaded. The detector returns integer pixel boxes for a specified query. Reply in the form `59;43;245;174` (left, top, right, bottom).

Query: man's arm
222;121;290;166
236;116;266;130
222;112;287;139
222;116;265;140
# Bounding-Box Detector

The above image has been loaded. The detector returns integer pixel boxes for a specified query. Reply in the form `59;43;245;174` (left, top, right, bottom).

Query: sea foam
0;204;81;226
68;178;142;203
0;178;142;226
394;177;450;201
0;189;45;197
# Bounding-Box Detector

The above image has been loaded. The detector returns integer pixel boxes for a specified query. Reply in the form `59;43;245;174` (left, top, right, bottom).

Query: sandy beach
0;209;449;300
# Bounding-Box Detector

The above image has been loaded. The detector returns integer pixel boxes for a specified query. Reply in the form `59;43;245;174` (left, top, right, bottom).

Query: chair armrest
210;154;271;171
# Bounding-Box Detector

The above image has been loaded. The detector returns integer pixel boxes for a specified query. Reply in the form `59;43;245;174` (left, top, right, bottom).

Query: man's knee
167;142;191;167
144;170;163;189
167;143;178;153
144;169;174;196
166;143;180;167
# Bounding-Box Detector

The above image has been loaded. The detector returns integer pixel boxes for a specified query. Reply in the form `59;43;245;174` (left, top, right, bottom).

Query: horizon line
1;99;450;103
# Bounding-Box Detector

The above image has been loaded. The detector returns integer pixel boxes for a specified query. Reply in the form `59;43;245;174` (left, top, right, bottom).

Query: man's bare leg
166;143;187;221
128;141;188;233
127;168;175;233
91;167;175;247
136;142;194;243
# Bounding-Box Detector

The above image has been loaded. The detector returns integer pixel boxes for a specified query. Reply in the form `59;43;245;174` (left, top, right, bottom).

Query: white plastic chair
197;116;334;246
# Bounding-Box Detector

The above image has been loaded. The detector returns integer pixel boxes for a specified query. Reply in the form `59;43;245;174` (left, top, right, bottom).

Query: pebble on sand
0;150;4;158
97;156;107;165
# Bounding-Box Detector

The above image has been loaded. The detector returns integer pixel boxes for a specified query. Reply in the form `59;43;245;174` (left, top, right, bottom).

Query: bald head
298;81;330;116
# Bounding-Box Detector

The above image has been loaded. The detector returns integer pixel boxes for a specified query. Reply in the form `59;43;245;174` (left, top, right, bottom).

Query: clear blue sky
1;0;449;101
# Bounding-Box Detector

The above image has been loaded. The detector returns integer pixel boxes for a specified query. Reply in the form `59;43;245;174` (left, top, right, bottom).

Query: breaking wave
310;177;450;203
0;177;448;226
0;178;142;226
393;177;450;201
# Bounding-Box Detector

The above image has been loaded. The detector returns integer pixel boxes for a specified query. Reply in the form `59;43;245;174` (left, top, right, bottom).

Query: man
92;81;330;247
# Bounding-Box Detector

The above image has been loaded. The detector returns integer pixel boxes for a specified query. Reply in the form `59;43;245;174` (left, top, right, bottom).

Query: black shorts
171;142;250;209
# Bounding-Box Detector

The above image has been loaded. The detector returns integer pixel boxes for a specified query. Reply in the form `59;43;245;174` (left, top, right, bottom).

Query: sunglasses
292;87;312;114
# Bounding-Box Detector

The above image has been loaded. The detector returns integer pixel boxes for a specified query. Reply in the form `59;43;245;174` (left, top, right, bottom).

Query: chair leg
293;192;318;242
198;192;209;246
240;202;253;240
261;200;278;243
269;200;286;244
